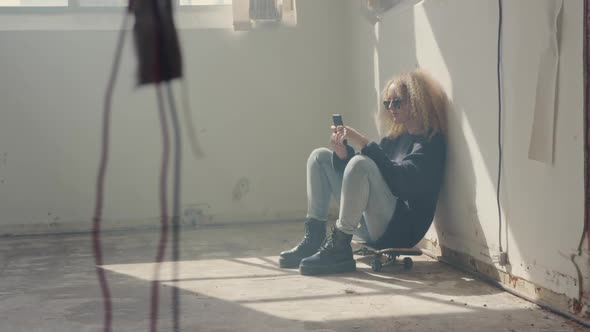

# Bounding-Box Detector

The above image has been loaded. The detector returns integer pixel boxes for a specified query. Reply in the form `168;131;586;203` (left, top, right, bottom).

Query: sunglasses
383;98;403;110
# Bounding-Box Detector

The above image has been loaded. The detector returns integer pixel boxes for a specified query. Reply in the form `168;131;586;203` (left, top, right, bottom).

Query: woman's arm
361;136;445;200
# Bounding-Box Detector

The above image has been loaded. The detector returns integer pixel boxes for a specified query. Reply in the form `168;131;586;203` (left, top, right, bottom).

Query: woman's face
384;83;411;125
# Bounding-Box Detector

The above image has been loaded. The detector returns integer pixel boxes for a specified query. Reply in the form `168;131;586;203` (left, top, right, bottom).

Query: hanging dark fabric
131;0;183;85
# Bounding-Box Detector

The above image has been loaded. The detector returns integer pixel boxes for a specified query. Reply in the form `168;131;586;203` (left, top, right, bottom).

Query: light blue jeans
306;148;397;242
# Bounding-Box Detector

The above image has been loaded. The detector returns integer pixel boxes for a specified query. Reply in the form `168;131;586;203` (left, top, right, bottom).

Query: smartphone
332;114;347;145
332;114;344;127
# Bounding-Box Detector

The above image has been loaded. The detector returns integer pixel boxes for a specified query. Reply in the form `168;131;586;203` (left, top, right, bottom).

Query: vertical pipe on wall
586;0;590;250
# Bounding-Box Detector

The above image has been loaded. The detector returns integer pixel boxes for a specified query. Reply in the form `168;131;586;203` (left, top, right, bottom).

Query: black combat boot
299;226;356;276
279;219;326;268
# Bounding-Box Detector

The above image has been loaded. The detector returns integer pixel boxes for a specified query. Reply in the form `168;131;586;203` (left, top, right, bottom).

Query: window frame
0;0;231;13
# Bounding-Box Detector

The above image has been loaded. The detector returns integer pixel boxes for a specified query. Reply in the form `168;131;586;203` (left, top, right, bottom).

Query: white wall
1;0;587;317
347;0;587;317
0;0;354;233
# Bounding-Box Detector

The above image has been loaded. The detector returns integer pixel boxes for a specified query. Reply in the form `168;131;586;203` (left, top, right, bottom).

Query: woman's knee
307;147;332;167
344;155;377;175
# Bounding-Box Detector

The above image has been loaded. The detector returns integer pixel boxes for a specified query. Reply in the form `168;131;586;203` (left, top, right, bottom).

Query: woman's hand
331;125;370;150
330;129;348;160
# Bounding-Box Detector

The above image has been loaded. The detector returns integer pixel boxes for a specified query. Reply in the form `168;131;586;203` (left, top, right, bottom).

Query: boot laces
297;224;313;246
319;226;338;252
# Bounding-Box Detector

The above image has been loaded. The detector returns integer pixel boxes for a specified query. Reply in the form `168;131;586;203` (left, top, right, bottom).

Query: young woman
280;69;448;276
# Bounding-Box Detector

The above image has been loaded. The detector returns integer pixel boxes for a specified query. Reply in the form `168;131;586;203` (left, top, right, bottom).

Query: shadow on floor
0;223;587;332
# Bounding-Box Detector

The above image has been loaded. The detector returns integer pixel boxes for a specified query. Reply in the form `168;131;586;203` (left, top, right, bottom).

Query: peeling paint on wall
232;177;250;201
424;242;589;322
183;203;213;227
47;212;60;226
0;152;6;186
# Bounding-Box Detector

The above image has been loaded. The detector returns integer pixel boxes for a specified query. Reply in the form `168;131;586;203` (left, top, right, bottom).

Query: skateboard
352;240;423;272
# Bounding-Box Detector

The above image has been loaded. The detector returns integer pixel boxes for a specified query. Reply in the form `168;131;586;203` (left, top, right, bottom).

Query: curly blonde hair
376;69;448;140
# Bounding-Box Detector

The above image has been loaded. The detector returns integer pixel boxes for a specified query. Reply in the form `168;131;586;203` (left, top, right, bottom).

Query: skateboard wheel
403;257;413;270
372;259;382;272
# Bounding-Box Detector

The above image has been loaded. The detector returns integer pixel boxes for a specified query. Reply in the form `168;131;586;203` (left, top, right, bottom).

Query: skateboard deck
352;240;422;272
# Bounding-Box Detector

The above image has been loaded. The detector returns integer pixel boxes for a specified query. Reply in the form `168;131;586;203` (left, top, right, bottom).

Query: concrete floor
0;222;588;332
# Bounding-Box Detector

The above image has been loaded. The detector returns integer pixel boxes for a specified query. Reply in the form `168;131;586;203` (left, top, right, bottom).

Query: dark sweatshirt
332;132;446;249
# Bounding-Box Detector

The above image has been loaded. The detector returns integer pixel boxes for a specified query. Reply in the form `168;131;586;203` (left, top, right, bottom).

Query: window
0;0;232;8
0;0;235;30
179;0;231;4
0;0;295;31
0;0;68;6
